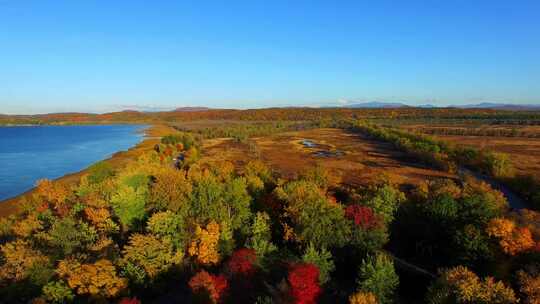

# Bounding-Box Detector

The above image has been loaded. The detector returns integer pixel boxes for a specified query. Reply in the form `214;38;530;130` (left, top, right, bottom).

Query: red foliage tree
226;248;257;276
345;205;379;229
118;297;141;304
288;263;321;304
189;270;228;303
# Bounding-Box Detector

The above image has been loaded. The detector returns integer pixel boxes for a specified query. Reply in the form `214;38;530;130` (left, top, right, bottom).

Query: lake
0;125;146;201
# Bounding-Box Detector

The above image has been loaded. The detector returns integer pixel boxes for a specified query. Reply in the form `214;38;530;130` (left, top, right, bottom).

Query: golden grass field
434;135;540;177
202;128;455;187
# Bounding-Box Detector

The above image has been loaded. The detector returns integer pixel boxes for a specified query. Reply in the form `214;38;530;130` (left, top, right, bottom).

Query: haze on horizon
1;0;539;115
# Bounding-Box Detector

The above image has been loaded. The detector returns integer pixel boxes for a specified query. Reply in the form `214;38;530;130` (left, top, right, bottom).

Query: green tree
41;217;97;257
121;233;182;280
357;252;399;304
42;281;74;303
147;210;186;249
110;185;147;231
302;243;335;285
363;184;405;224
279;181;350;248
246;212;277;260
87;162;115;184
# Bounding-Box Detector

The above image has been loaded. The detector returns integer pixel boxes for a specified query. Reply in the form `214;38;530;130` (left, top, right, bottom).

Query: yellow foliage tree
0;240;49;282
121;233;182;279
150;168;192;211
57;259;127;298
188;221;220;265
12;215;43;238
427;266;517;303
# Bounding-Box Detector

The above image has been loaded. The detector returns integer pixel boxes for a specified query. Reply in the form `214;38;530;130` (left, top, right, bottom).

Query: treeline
3;108;540;125
174;121;318;143
340;120;540;210
411;126;540;138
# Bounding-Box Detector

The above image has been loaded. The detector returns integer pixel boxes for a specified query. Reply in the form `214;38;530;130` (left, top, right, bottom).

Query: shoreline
0;124;175;217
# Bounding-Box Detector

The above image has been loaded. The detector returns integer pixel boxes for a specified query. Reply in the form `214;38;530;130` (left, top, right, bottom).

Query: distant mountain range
339;101;540;110
344;102;409;108
173;107;212;112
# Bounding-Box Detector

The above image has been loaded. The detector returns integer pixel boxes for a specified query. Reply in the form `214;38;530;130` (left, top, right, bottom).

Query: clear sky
1;0;539;114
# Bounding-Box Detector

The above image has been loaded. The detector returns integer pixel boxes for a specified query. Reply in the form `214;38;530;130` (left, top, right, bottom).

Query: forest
0;110;539;304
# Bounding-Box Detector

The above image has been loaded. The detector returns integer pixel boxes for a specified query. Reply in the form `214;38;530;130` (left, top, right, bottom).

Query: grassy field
433;134;540;177
200;128;455;188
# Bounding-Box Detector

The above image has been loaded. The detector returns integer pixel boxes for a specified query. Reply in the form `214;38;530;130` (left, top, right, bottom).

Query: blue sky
1;1;539;114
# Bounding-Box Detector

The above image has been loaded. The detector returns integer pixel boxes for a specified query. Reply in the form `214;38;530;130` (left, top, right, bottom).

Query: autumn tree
146;210;186;250
35;179;70;213
426;265;517;304
149;168;192;212
189;270;228;304
188;221;221;265
278;181;350;248
12;214;43;238
349;291;379;304
346;205;388;253
288;263;321;304
244;160;273;185
0;240;50;282
226;248;257;276
57;259;127;298
518;270;540;304
39;217;97;257
486;218;535;256
121;233;182;280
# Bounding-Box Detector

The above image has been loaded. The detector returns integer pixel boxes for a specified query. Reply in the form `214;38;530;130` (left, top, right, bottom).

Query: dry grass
200;128;455;187
434;135;540;177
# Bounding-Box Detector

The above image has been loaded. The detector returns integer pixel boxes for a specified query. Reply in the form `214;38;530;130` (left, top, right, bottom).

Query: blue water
0;125;146;201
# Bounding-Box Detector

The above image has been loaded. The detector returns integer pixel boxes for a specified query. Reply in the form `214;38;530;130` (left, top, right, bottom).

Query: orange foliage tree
486;218;535;255
349;291;379;304
188;221;221;265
